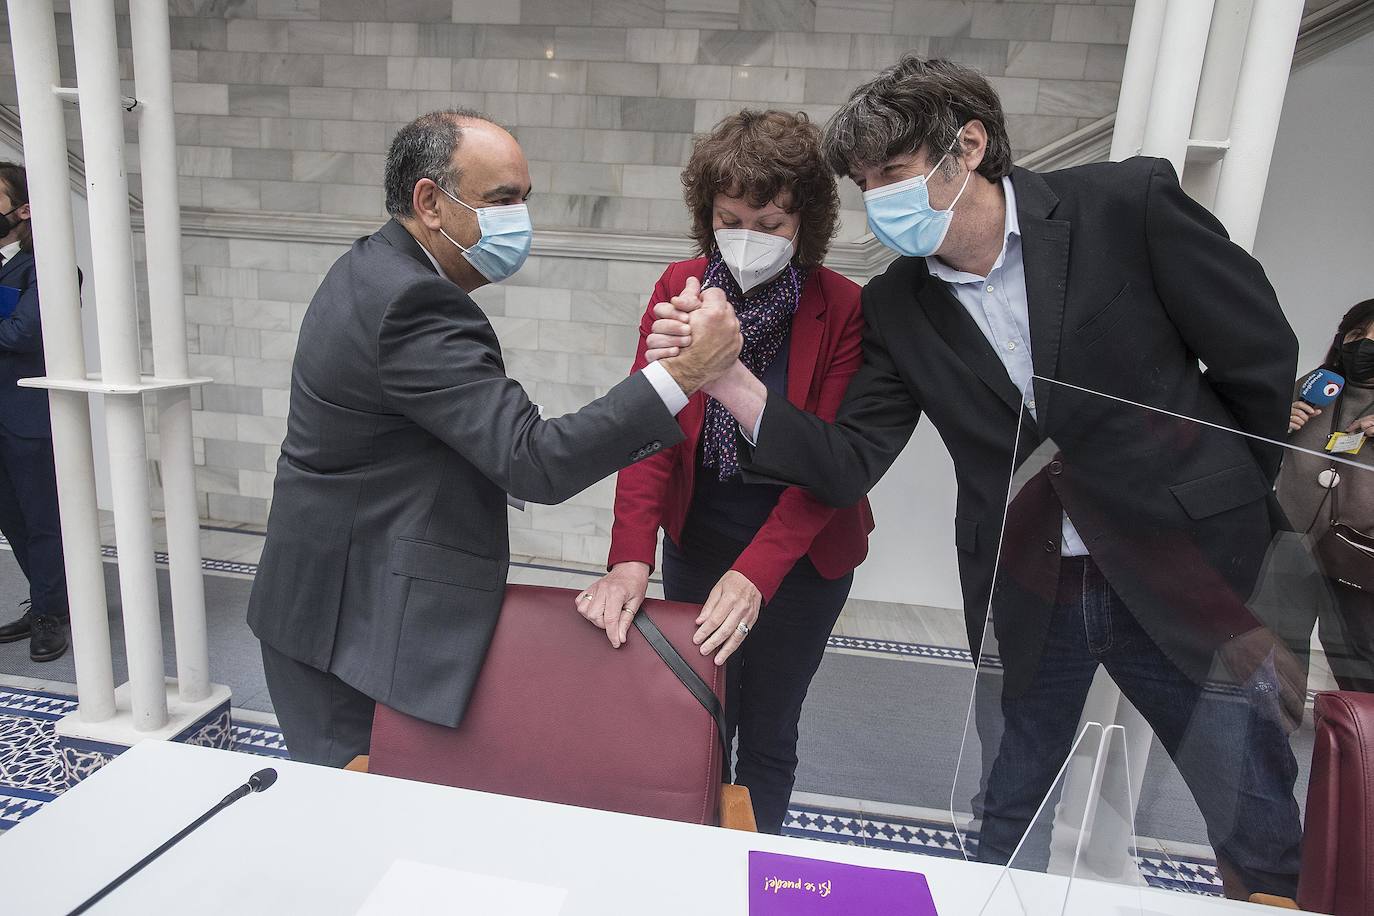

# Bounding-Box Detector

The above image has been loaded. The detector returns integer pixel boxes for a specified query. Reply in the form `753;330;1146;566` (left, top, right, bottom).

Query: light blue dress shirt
926;177;1089;557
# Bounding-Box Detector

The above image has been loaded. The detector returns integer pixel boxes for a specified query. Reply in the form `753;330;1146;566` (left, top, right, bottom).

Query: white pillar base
54;679;233;786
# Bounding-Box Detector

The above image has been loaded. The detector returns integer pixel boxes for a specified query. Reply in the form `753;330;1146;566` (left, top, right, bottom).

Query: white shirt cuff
642;361;688;416
741;406;763;446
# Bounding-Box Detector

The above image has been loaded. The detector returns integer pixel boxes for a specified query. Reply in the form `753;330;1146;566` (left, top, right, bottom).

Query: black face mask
1341;338;1374;383
0;206;24;236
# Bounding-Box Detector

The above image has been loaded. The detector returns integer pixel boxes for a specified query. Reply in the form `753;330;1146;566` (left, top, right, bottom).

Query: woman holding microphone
1280;298;1374;693
575;110;873;833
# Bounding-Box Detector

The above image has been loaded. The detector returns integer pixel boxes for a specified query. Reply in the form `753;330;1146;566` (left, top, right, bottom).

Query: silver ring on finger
737;621;750;636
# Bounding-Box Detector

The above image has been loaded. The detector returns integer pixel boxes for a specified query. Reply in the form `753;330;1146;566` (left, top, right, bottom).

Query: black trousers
0;430;67;618
1321;583;1374;693
662;523;851;834
260;641;374;767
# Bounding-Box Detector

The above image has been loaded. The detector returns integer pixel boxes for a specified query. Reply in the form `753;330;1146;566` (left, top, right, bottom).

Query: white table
0;742;1306;915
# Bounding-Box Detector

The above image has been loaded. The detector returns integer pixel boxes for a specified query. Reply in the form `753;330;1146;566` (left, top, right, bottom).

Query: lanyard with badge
1313;391;1355;497
1326;399;1366;456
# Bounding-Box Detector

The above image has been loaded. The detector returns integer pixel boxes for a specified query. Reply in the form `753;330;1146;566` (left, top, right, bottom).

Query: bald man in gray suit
247;110;741;766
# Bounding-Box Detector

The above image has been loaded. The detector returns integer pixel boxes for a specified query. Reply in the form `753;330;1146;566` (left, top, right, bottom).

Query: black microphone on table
67;767;278;915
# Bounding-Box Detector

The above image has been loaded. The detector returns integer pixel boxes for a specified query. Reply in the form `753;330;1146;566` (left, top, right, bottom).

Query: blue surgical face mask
438;186;533;283
862;130;972;258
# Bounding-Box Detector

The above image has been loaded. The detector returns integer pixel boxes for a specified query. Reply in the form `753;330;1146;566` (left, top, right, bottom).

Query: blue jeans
977;558;1302;898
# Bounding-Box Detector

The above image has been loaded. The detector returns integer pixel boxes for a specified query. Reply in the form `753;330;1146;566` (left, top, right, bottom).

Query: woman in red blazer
575;111;873;833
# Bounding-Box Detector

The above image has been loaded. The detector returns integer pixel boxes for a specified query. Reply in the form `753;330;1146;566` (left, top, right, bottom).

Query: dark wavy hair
1323;298;1374;370
0;161;33;251
681;110;839;269
821;55;1012;182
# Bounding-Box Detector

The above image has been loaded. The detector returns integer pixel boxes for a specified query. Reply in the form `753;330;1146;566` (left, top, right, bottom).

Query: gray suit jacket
247;219;684;726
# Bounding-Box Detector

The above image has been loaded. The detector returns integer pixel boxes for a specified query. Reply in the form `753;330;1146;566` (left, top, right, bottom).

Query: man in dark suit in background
0;161;68;663
247;110;741;767
648;58;1303;899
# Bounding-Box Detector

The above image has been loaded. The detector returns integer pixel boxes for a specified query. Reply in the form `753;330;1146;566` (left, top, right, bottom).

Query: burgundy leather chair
358;584;754;829
1296;691;1374;914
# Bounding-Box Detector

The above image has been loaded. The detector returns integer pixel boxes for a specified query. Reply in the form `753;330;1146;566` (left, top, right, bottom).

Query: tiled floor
99;511;975;650
95;512;1344;692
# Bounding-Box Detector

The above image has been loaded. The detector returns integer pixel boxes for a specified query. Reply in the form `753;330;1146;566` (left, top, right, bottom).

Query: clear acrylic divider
947;374;1371;905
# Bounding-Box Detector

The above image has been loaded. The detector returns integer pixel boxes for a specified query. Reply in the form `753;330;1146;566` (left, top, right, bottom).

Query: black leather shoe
29;614;68;662
0;608;31;643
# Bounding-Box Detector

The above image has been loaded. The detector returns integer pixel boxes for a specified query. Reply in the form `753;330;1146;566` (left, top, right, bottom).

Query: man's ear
960;119;988;173
15;202;30;222
411;178;443;231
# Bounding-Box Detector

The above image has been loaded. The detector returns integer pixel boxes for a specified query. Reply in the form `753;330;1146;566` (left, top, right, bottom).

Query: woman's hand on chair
694;570;762;666
575;562;651;649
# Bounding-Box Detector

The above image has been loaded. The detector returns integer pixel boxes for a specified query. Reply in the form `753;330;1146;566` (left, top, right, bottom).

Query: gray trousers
260;641;375;767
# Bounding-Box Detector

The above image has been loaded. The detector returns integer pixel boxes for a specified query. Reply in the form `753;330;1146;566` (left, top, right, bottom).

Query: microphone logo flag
1300;369;1346;408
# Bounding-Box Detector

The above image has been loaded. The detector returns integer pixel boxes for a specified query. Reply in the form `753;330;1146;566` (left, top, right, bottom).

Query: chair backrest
370;584;726;826
1299;691;1374;916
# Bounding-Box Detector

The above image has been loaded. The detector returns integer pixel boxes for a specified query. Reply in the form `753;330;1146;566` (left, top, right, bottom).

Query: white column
5;0;115;722
1179;0;1256;207
1111;0;1169;161
130;0;209;704
1140;0;1218;173
70;0;167;731
1212;0;1306;252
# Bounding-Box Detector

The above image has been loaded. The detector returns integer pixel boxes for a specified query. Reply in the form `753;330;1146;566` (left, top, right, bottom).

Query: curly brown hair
681;110;839;269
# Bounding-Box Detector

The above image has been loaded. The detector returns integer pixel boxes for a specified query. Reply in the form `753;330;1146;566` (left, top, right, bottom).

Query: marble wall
1;1;1140;567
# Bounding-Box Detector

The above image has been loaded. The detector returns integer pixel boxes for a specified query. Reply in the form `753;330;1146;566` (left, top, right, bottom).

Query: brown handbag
1318;522;1374;592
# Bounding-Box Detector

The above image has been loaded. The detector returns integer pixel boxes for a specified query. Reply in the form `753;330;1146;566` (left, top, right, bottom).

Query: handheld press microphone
68;767;278;915
1299;368;1345;408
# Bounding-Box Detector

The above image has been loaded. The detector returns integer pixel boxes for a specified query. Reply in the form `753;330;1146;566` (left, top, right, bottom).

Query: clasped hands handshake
574;278;762;666
653;276;743;395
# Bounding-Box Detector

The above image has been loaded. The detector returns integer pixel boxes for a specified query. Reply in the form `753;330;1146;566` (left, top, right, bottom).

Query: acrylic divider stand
975;722;1145;916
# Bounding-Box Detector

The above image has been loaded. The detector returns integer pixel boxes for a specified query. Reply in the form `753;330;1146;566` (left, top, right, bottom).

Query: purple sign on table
748;850;939;915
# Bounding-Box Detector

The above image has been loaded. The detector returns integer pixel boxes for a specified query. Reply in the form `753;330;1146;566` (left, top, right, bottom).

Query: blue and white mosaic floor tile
0;685;289;831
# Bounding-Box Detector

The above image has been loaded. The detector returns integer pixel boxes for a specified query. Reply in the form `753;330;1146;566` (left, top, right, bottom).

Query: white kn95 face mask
713;227;797;294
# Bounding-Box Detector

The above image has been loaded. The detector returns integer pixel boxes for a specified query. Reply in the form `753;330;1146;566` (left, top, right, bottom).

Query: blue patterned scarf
699;251;805;481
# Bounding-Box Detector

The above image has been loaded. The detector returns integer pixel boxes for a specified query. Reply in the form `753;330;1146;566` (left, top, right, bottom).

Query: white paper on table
355;859;568;915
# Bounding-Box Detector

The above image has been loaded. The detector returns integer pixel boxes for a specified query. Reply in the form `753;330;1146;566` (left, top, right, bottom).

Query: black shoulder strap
633;610;728;755
1328;391;1346;524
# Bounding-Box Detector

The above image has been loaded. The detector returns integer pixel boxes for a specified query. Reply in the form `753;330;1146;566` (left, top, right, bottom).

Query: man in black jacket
0;161;68;663
247;110;741;767
648;58;1302;899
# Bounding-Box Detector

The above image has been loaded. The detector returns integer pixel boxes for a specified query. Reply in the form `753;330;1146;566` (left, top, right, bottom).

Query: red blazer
608;258;874;602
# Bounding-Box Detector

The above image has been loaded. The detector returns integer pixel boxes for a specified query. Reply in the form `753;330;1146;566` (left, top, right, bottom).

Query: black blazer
247;220;684;727
743;159;1298;692
0;247;53;439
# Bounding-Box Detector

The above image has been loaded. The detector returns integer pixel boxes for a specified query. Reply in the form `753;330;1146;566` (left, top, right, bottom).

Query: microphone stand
67;768;278;915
